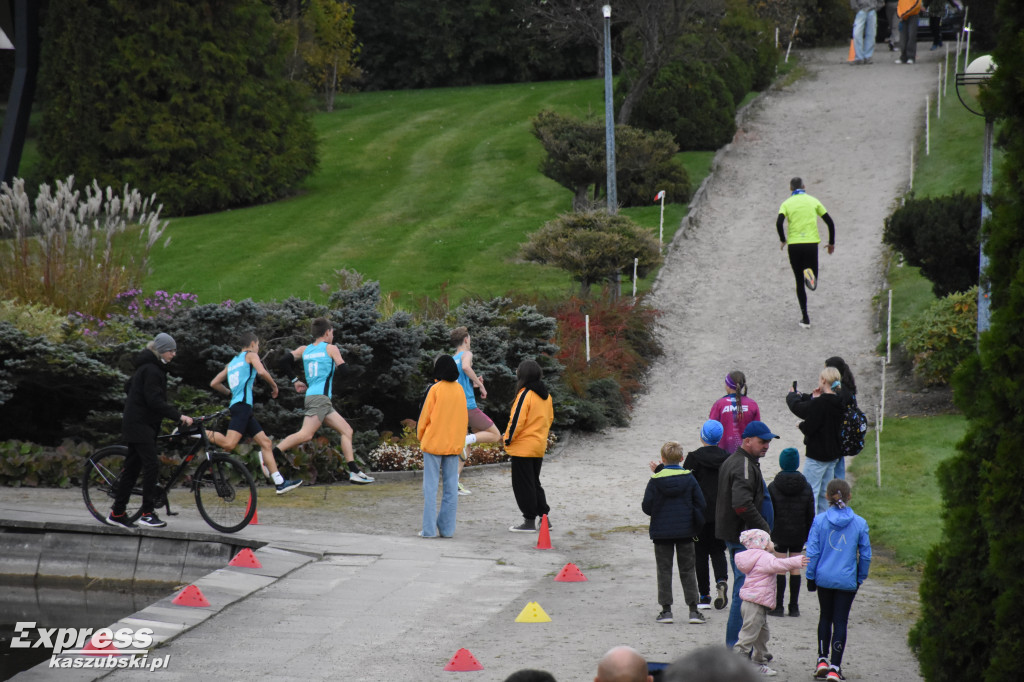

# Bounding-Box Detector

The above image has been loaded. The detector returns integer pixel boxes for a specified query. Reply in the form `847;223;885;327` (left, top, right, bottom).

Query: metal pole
632;257;638;298
602;5;617;214
875;405;881;488
887;289;892;364
585;314;591;363
978;117;993;335
879;356;886;434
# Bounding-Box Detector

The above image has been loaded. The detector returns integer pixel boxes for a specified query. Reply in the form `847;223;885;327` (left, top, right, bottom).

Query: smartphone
792;380;798;391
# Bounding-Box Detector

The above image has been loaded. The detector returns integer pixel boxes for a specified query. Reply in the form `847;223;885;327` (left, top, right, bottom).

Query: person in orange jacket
505;359;555;533
417;355;468;538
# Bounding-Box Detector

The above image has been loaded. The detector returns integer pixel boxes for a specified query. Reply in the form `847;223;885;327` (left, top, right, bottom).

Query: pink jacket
735;549;805;608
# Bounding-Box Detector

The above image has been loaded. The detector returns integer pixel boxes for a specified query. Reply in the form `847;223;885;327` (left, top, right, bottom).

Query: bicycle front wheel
82;445;144;524
193;453;257;533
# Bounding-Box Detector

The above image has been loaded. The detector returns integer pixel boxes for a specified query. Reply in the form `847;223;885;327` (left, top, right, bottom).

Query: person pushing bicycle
108;333;192;528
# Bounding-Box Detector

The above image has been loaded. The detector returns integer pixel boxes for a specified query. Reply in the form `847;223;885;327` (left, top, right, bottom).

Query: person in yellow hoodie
505;359;555;533
418;355;468;538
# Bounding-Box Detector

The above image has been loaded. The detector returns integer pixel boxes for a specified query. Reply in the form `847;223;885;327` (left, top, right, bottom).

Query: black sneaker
509;520;537;533
788;604;800;617
276;479;303;495
656;610;673;624
714;580;729;610
688;610;706;624
697;595;712;610
106;511;135;528
137;512;167;528
767;607;785;617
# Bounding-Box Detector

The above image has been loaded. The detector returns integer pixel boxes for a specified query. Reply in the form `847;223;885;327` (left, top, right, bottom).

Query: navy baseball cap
742;421;779;440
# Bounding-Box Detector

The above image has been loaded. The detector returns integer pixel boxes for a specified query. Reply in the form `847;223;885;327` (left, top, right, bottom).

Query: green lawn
144;79;704;306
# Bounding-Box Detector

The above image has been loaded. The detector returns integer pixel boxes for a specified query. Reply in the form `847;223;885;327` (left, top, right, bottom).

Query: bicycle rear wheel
82;445;144;524
193;453;257;533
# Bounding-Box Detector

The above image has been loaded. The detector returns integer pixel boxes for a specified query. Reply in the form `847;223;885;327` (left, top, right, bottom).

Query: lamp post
954;55;996;336
602;4;617;214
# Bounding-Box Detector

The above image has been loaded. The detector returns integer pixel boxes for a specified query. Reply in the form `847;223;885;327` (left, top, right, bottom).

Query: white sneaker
757;663;778;676
349;470;374;484
458;482;471;495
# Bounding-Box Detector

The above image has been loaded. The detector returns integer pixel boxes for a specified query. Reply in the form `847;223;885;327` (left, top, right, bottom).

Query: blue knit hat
700;419;723;445
779;447;800;472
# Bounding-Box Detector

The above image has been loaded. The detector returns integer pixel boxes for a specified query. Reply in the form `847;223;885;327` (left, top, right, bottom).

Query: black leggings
788;243;819;317
510;456;549;521
817;586;858;666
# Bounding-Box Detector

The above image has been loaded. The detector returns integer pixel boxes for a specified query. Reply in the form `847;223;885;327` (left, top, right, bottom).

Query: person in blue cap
682;420;731;611
715;420;779;649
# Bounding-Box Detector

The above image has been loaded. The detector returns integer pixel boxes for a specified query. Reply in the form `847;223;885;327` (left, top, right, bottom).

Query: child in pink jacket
734;528;809;675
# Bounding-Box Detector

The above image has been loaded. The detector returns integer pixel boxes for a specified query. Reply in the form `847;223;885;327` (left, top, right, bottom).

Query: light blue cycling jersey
227;351;256;407
303;341;335;397
453;350;476;409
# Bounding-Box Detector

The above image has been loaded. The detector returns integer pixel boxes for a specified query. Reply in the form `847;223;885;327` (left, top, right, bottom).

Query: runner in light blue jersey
450;327;502;495
272;317;374;484
208;332;301;495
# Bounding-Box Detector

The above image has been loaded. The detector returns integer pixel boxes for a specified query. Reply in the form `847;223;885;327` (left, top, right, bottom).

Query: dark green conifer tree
37;0;317;216
909;2;1024;679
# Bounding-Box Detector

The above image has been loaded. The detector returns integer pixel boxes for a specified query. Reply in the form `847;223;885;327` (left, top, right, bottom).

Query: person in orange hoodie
505;359;555;533
418;355;468;538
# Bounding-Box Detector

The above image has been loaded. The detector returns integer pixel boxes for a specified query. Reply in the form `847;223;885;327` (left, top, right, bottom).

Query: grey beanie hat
153;333;177;354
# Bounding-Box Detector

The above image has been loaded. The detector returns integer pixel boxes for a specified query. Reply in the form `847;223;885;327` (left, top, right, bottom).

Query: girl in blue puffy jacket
805;478;871;681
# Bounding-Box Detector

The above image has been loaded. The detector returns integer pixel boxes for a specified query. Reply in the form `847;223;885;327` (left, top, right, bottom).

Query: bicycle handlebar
162;409;229;439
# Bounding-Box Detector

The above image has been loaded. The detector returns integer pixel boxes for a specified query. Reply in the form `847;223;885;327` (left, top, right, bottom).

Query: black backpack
839;395;868;457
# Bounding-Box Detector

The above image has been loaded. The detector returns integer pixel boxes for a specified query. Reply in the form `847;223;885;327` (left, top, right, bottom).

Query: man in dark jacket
108;333;192;528
642;441;706;626
683;419;730;611
715;420;778;648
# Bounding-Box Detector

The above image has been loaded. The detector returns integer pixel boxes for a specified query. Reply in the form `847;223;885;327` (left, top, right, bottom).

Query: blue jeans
833;455;846;481
804;458;838;515
422;452;459;537
726;541;746;648
852;9;877;61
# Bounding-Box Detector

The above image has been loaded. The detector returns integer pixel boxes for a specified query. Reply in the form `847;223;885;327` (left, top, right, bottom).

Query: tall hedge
36;0;318;216
909;2;1024;679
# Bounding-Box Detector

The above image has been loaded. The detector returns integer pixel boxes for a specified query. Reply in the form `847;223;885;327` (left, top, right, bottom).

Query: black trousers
510;456;549;521
694;524;728;595
113;441;160;514
788;242;819;319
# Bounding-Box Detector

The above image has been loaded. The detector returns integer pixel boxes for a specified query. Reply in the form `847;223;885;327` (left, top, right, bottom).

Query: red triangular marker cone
81;637;117;656
443;647;484;671
172;584;211;607
535;514;552;550
554;562;588;582
229;547;262;568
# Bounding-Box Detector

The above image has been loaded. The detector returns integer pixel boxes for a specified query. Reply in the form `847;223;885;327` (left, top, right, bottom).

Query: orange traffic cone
172;584;211;607
229;547;262;568
848;39;856;62
444;648;484;671
554;562;588;582
246;495;259;525
536;514;552;550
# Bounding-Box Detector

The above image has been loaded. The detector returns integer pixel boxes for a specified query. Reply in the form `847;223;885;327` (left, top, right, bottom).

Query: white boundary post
879;356;886;434
875;405;882;488
887;289;893;364
925;96;930;155
775;26;779;49
632;257;638;298
937;63;942;118
944;45;950;97
910;146;914;189
585;314;591;363
965;24;971;67
655;190;666;246
785;14;799;63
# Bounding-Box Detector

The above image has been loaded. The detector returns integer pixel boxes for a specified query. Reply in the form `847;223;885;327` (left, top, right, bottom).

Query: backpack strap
504;389;530;446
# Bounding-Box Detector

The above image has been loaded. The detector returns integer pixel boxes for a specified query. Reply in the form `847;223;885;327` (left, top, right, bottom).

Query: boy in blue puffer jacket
643;441;707;626
805;478;871;682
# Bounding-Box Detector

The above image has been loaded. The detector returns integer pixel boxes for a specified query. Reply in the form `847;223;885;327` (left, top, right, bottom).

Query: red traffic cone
172;584;211;607
81;636;117;656
245;495;259;525
229;547;262;568
535;514;552;550
554;562;588;582
443;648;484;671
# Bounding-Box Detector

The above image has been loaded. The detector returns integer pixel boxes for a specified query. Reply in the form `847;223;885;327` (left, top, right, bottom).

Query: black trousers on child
694;524;728;596
654;538;699;609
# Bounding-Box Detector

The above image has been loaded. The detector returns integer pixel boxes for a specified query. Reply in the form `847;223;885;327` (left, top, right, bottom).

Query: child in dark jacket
767;447;815;617
643;441;707;626
682;419;731;611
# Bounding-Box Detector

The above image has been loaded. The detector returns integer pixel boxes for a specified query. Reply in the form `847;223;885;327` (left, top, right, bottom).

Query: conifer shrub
883;192;981;298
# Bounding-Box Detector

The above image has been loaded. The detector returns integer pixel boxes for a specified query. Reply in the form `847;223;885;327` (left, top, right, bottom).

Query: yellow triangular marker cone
515;601;552;623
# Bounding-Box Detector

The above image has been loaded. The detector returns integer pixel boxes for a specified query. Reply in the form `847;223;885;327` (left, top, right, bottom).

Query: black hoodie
767;471;815;548
122;348;181;442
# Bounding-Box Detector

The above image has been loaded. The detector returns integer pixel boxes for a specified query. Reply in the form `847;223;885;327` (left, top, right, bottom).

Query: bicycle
82;410;258;533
